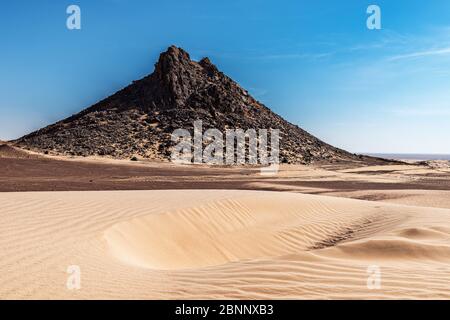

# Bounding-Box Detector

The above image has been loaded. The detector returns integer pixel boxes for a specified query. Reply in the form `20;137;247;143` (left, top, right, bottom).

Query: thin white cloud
347;29;412;52
388;47;450;61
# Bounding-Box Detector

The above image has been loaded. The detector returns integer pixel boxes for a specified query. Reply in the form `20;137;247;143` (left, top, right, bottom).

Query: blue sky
1;0;450;153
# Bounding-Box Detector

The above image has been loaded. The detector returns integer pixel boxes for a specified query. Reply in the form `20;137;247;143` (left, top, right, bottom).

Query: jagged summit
16;46;361;164
155;45;192;72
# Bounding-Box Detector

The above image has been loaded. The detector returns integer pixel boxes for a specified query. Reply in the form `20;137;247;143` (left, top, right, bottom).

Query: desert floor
1;144;450;299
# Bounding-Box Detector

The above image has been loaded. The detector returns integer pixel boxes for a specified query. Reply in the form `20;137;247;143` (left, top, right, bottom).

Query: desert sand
1;189;450;299
1;145;450;299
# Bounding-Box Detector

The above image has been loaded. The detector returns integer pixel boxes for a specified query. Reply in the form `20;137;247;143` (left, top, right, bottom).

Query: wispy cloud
347;29;413;53
388;47;450;61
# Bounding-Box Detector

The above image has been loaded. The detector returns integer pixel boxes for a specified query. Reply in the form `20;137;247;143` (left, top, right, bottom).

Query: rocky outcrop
16;46;361;164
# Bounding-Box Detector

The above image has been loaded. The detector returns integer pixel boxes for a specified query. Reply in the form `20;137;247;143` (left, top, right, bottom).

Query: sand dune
1;190;449;299
104;193;408;270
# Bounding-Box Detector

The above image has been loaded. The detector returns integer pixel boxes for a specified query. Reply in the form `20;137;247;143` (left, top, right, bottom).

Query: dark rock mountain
16;45;362;164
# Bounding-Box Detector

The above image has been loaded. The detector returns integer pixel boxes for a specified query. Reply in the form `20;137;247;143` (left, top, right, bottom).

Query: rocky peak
199;57;219;77
16;45;362;164
154;45;192;78
151;46;204;108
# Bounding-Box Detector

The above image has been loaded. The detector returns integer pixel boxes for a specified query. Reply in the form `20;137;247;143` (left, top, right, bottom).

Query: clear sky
1;0;450;154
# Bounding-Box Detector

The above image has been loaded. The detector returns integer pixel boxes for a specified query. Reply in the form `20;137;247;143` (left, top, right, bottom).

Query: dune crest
104;194;406;270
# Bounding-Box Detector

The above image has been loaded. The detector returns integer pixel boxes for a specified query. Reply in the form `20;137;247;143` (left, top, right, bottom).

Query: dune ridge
104;194;406;270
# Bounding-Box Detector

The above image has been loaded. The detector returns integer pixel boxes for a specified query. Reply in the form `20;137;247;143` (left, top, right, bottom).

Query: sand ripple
1;190;449;299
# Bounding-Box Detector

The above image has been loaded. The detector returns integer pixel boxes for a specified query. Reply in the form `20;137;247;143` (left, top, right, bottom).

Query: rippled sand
1;190;449;299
